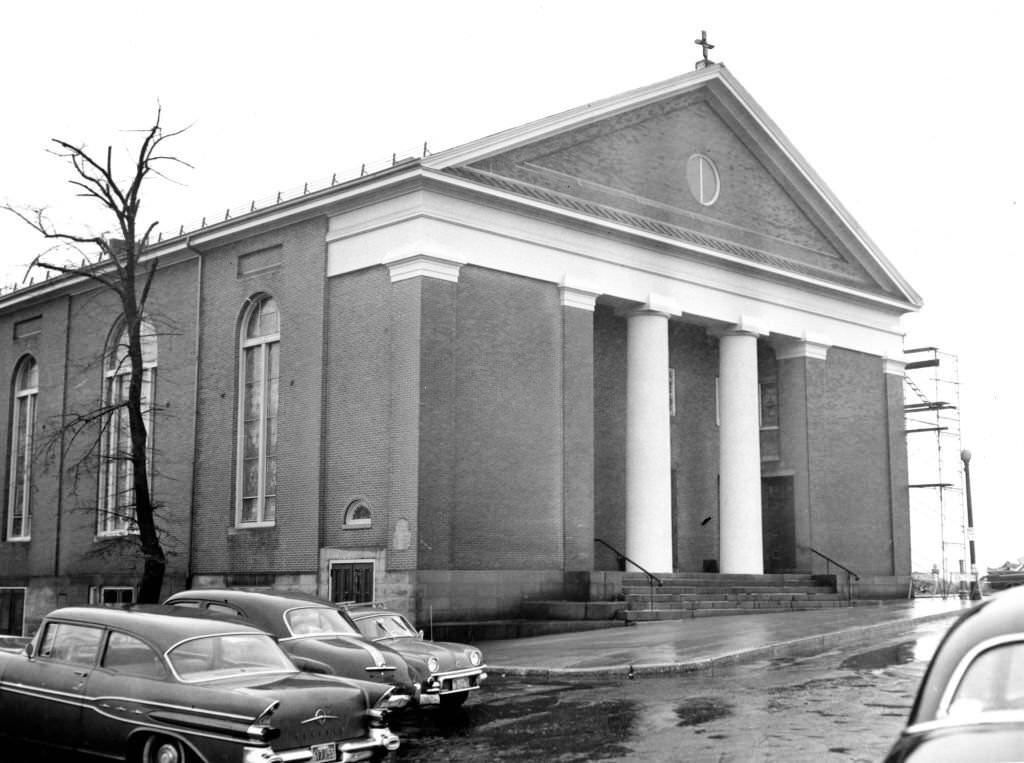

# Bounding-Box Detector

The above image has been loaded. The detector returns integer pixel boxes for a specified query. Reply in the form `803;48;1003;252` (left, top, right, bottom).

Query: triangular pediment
428;66;920;307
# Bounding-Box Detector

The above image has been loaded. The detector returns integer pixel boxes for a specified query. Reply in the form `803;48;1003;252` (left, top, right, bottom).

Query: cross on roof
694;30;715;69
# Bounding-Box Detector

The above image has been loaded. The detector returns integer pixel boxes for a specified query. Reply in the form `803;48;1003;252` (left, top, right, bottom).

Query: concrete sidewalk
481;597;973;678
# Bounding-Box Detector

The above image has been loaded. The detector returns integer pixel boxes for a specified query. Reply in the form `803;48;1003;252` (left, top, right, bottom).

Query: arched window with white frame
99;322;157;535
7;357;38;541
236;295;279;526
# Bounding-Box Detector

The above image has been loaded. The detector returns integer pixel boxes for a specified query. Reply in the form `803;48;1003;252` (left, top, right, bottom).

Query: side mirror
23;642;34;659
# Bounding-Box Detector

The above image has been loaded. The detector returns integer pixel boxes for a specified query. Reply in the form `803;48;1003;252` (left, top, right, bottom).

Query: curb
488;609;963;679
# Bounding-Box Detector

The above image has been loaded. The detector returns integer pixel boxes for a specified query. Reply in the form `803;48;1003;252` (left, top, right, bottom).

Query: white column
718;328;764;574
625;309;673;572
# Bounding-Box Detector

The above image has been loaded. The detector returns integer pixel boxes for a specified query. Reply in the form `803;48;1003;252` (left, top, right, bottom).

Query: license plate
311;742;337;762
451;676;471;691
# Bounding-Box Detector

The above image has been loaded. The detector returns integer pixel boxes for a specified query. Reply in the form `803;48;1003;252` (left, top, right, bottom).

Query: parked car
884;586;1024;761
0;605;401;762
343;603;486;709
164;589;425;702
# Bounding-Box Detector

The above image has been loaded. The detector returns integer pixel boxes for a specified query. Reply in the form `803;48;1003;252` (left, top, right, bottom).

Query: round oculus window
686;154;720;206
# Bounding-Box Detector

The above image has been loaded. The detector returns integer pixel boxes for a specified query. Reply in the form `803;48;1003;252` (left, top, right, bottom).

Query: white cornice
420;168;917;314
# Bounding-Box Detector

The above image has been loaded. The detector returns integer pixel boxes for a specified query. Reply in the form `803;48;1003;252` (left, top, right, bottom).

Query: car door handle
73;670;89;677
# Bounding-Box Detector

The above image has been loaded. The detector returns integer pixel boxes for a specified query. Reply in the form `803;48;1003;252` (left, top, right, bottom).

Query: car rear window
285;607;359;637
168;633;295;682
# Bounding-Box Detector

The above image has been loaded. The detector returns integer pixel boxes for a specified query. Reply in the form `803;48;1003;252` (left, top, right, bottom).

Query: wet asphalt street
391;620;948;763
10;620;946;763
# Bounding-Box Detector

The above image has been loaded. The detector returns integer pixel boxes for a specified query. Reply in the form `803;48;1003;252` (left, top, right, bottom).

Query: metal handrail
595;538;664;611
806;547;859;601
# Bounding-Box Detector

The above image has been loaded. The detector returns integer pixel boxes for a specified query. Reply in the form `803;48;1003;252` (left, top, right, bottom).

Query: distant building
0;64;921;634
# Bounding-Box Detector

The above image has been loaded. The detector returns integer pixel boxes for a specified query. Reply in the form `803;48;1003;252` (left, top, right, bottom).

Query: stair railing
595;538;664;611
806;547;860;601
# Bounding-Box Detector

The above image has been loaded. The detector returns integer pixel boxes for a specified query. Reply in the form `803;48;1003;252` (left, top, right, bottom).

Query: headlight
469;650;482;667
427;656;440;673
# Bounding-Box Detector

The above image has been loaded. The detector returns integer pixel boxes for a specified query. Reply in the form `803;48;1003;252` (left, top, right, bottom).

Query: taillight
246;700;281;742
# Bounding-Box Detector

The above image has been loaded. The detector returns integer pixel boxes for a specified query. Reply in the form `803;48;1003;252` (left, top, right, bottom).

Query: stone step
621;586;836;597
614;594;847;602
620;601;880;622
622;573;828;586
626;597;849;610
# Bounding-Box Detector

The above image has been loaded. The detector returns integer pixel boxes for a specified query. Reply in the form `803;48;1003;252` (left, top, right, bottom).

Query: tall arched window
99;322;157;535
7;357;38;540
237;296;279;526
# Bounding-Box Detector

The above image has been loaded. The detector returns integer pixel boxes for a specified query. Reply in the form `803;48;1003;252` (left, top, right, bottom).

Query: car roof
911;586;1024;723
166;588;335;611
346;607;405;619
46;606;267;651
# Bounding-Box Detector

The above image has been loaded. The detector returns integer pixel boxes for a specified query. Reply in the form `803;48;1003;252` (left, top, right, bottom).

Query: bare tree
4;109;189;603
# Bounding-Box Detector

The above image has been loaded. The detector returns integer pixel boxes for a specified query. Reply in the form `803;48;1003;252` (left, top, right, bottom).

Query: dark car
0;606;401;762
884;586;1024;762
344;604;486;709
164;589;426;702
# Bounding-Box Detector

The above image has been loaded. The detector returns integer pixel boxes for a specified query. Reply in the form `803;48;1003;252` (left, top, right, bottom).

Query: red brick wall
321;267;393;554
416;277;458;569
0;257;198;605
192;217;327;577
561;304;595;571
814;348;898;574
452;267;563;569
593;306;627;569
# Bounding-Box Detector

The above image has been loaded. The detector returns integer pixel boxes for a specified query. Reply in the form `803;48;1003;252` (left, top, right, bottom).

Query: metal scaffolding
904;347;968;597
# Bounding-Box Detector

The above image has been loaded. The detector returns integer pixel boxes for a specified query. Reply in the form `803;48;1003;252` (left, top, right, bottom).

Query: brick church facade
0;65;921;634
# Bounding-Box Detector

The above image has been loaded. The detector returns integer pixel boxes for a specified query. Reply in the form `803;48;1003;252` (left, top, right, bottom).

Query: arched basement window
344;499;372;529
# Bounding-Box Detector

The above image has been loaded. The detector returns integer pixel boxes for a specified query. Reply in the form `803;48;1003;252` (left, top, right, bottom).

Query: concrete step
621;588;839;599
622;572;828;586
624;597;849;611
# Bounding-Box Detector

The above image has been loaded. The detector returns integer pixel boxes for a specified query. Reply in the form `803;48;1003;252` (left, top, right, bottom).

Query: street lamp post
961;449;982;600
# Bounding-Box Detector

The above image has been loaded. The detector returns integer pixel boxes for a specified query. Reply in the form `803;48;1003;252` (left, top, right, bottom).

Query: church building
0;62;921;633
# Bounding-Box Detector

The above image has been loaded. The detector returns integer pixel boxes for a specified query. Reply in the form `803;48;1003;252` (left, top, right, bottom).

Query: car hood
375;636;481;671
283;634;418;686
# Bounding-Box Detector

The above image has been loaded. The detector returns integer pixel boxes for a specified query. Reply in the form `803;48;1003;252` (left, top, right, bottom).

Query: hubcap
155;743;180;763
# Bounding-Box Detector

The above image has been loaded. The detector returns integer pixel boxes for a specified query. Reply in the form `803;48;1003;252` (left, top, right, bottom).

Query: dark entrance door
330;562;374;604
0;588;24;635
762;476;796;572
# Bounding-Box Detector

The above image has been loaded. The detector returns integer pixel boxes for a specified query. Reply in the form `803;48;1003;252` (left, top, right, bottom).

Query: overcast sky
2;1;1020;572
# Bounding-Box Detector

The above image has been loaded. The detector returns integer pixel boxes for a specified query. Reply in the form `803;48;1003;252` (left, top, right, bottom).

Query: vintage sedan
884;586;1024;761
0;606;401;762
344;604;486;709
164;590;425;702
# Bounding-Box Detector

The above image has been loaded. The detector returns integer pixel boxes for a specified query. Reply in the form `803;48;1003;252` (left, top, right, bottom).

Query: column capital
386;254;464;283
708;315;768;339
559;278;601;311
774;335;831;361
626;292;680;318
884;357;907;376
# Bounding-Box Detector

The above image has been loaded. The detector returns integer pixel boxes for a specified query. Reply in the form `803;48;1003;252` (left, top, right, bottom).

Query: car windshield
167;633;296;682
947;640;1024;716
356;614;418;640
285;607;360;637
